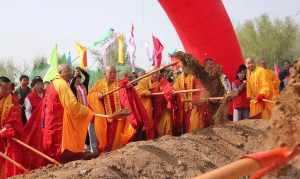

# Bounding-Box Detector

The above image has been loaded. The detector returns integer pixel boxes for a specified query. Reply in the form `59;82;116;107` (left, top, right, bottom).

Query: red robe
26;89;44;115
119;83;155;141
41;78;93;163
41;84;64;161
0;95;24;179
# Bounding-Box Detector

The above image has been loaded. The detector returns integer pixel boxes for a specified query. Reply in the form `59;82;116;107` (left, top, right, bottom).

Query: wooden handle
94;110;130;120
12;138;60;165
94;113;110;118
193;158;260;179
185;97;224;103
102;62;178;97
0;151;29;172
151;89;203;96
262;99;275;104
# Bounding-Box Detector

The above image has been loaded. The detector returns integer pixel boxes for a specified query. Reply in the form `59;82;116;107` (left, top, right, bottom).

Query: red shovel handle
244;145;300;179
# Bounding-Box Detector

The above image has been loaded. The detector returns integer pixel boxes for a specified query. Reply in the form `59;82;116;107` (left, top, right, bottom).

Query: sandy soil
16;120;296;179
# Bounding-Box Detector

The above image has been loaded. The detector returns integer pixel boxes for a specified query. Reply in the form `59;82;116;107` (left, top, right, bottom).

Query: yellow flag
75;42;87;69
118;35;125;64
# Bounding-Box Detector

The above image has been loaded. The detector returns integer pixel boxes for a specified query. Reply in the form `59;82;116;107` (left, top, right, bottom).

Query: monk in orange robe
0;76;24;179
42;65;94;163
259;59;280;99
88;66;135;152
246;58;273;119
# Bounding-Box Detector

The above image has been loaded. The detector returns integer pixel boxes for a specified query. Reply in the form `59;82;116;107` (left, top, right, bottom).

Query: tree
236;14;300;66
0;57;29;82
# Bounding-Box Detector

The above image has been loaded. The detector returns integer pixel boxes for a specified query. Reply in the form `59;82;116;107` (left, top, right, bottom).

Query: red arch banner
159;0;244;80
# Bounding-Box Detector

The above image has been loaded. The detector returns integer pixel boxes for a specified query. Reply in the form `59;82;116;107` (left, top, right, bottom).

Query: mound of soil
16;120;299;179
268;60;300;149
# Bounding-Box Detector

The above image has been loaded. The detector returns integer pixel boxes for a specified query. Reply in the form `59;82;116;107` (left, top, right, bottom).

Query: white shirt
24;97;32;121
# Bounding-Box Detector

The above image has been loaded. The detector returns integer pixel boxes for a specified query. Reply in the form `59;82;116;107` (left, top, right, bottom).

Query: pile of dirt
16;120;297;179
268;60;300;149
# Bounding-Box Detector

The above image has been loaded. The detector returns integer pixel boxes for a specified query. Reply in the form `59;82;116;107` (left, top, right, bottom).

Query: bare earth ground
14;119;300;179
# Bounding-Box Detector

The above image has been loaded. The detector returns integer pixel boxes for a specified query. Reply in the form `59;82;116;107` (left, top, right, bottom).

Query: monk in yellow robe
259;59;280;99
246;58;273;119
88;66;135;152
187;78;209;132
173;64;209;133
42;65;94;163
173;72;194;134
136;77;153;127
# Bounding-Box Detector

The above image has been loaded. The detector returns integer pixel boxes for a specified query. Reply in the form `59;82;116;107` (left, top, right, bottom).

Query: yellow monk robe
174;73;194;122
136;77;153;125
188;78;208;132
265;69;280;99
42;77;93;162
0;95;14;179
247;67;273;119
151;81;172;137
88;79;135;152
53;78;94;153
157;109;172;136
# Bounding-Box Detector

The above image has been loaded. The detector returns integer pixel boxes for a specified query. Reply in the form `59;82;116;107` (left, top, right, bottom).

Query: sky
0;0;299;70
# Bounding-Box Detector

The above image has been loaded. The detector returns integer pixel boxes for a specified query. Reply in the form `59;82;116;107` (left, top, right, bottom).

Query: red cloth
0;128;15;139
22;105;45;170
152;36;164;68
0;95;25;178
105;93;118;152
160;78;173;109
119;79;155;140
158;0;244;81
232;80;250;109
151;83;165;135
256;94;265;102
41;84;64;161
26;89;44;114
160;78;182;135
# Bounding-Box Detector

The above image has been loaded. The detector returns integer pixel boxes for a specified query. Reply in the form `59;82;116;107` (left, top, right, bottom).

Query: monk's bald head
259;59;267;69
105;65;117;83
245;58;256;71
59;64;73;81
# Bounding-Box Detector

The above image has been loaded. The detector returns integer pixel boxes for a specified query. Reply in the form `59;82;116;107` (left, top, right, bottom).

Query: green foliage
31;56;49;78
236;14;300;66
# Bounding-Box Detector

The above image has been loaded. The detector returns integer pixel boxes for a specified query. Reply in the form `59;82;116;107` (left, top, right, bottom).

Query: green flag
43;45;58;82
93;28;114;47
60;53;67;64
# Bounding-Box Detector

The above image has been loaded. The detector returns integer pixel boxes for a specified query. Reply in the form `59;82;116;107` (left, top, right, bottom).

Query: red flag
152;36;164;67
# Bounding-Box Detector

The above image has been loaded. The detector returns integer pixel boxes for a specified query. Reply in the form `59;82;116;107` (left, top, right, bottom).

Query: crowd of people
0;51;294;178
